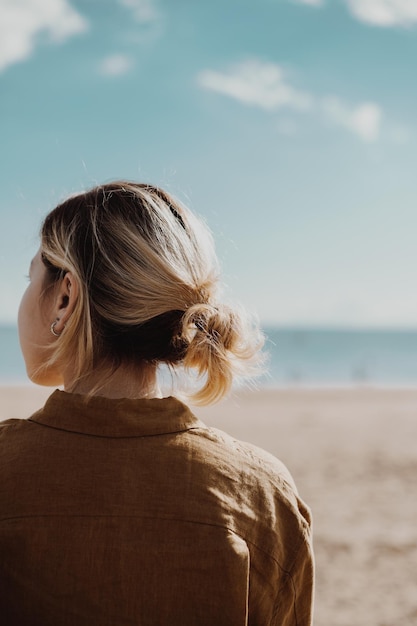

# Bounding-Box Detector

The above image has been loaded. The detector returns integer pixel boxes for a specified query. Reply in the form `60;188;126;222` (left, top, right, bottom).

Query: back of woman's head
40;181;263;404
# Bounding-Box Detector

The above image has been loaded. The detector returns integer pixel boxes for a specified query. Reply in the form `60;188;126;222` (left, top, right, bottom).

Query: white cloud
119;0;159;23
294;0;417;27
99;54;134;77
322;97;383;142
198;59;385;143
346;0;417;27
198;60;313;112
0;0;88;72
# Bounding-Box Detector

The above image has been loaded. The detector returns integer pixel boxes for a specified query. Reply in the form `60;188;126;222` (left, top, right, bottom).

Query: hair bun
179;302;264;404
182;302;230;340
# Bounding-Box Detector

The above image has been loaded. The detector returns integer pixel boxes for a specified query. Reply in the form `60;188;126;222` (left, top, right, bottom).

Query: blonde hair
40;182;263;404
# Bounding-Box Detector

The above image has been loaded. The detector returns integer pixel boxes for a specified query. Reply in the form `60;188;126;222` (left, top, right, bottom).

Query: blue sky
1;0;417;327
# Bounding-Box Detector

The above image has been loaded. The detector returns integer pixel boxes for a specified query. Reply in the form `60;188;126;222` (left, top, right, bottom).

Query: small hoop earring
50;321;61;337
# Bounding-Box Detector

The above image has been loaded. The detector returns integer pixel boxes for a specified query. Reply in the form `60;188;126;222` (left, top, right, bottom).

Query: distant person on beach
0;182;314;625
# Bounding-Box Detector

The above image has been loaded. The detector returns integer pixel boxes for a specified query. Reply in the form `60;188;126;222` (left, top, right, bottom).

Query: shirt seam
0;512;297;575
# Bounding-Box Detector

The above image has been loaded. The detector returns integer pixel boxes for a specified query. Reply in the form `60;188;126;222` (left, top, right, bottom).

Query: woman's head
19;182;263;404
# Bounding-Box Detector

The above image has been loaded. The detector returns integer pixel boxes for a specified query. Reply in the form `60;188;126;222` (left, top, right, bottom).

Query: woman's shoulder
191;423;310;522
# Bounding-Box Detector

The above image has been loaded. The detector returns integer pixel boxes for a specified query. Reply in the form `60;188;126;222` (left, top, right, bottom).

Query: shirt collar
29;390;205;438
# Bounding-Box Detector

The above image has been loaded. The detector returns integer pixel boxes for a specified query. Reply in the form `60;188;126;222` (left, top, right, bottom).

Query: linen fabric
0;390;314;625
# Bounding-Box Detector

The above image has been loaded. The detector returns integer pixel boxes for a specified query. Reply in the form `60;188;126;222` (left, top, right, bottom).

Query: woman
0;182;314;625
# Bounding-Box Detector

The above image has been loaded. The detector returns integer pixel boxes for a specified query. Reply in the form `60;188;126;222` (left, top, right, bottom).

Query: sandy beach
1;385;417;626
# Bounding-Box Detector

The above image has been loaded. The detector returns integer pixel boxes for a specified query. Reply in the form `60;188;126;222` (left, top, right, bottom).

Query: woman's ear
51;272;79;334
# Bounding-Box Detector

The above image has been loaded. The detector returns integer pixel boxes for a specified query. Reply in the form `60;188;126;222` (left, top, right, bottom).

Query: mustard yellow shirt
0;390;314;625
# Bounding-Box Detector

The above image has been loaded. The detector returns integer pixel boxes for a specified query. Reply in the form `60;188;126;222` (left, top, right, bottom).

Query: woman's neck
64;362;162;400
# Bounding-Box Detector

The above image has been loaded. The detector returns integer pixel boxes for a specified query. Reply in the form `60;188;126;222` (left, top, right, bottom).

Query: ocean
2;325;417;387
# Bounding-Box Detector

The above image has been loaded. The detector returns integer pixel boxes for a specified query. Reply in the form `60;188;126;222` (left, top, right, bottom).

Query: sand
1;385;417;626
